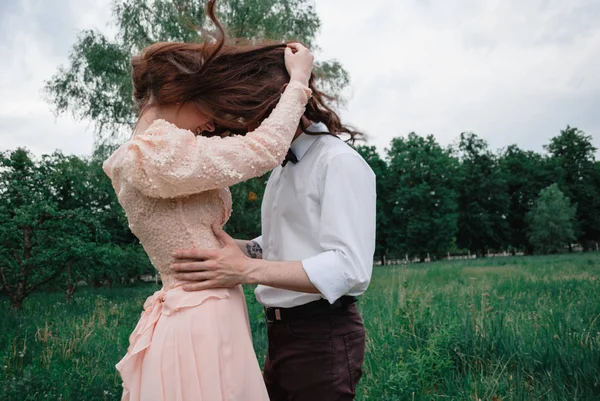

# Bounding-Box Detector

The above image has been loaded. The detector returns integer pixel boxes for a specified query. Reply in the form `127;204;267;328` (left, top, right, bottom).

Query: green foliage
383;134;459;260
456;133;510;256
0;149;152;309
0;149;103;309
500;145;553;253
356;145;389;262
44;0;348;141
224;173;269;240
45;30;133;138
2;123;598;308
527;184;577;254
545;126;600;248
1;254;599;400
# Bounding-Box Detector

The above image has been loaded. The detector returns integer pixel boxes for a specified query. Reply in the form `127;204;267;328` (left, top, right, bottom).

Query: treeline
356;127;600;263
1;126;599;309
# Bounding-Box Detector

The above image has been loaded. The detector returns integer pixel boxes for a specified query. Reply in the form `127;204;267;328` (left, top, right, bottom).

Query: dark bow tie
282;148;298;167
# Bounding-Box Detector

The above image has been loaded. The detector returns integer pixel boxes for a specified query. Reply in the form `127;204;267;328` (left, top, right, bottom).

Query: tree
527;184;577;254
0;149;154;308
456;133;510;256
0;150;106;309
44;0;349;142
355;145;390;264
545;126;600;249
500;145;553;253
384;134;459;261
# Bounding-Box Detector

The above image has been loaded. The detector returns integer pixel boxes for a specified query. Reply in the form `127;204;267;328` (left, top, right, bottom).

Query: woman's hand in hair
285;43;313;87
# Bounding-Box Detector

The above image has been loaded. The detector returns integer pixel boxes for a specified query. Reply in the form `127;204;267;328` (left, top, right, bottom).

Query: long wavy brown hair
130;0;362;142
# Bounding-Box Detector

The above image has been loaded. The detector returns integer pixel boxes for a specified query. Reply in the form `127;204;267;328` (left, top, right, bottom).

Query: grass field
1;253;599;400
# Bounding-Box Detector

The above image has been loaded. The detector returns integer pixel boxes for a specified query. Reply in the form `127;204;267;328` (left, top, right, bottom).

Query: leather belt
265;296;357;323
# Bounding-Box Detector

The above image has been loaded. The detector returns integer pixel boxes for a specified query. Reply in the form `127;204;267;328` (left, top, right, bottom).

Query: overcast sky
1;0;599;158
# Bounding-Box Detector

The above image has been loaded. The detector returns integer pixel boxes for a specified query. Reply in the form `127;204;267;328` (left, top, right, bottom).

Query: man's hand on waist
171;224;320;294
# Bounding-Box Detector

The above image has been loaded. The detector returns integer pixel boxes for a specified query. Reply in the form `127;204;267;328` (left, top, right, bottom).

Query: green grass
1;253;600;400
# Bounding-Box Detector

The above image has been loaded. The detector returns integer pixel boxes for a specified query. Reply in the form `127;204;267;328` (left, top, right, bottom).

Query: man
172;118;376;400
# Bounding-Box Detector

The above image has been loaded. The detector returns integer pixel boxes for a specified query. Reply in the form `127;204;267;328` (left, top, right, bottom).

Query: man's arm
295;153;376;302
172;226;319;294
245;259;319;293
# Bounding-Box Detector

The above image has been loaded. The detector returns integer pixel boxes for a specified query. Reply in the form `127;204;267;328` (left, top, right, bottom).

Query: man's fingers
174;271;216;282
172;248;216;260
182;281;219;292
171;261;216;272
212;224;236;246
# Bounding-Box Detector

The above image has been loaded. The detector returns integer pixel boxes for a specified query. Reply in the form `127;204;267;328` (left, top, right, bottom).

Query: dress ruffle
116;287;230;401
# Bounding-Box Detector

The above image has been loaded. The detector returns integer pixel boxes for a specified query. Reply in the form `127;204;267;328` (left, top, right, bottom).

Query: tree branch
26;266;65;295
11;250;21;265
0;264;12;294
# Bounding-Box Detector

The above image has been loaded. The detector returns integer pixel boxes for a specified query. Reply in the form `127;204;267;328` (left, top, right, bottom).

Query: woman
102;2;314;400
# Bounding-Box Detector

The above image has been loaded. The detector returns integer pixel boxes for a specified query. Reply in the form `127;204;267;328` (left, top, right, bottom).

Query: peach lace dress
103;81;311;401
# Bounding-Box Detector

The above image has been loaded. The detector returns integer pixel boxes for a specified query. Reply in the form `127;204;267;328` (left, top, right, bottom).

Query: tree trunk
5;226;65;311
15;282;26;310
66;284;76;301
479;247;486;258
17;226;33;297
65;261;76;302
10;301;23;311
9;293;25;311
23;226;32;260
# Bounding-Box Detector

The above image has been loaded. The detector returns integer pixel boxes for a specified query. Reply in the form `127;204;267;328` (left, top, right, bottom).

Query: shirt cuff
252;236;263;249
301;251;350;304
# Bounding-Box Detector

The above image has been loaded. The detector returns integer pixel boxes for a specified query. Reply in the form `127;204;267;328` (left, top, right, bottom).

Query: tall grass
1;253;599;400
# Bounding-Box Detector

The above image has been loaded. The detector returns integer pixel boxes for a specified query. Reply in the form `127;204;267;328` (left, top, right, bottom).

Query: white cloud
1;0;598;159
315;0;600;156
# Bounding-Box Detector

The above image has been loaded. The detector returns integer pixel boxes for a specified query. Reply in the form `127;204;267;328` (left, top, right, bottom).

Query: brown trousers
263;303;366;401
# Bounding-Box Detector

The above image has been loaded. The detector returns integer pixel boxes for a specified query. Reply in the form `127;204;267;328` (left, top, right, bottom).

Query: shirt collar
290;122;328;161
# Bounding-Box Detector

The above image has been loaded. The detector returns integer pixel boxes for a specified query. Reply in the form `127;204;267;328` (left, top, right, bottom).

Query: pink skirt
116;285;269;401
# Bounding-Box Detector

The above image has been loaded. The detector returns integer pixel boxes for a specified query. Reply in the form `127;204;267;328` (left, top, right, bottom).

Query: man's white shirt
254;122;376;308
